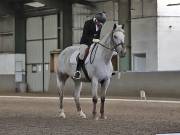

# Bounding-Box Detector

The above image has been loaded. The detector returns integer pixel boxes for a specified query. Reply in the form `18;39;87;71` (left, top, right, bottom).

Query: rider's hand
93;39;100;43
113;51;117;56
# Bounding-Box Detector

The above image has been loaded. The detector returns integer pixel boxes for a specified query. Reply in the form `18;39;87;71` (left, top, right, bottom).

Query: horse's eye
114;35;117;39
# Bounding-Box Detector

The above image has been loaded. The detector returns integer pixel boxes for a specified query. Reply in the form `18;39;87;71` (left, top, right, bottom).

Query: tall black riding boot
73;57;84;79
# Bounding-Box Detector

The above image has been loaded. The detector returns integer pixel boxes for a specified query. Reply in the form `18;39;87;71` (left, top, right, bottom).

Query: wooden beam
0;1;14;16
71;0;95;7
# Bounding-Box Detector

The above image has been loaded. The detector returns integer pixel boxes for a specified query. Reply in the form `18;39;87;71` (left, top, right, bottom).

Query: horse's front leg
73;81;86;119
100;78;110;119
91;77;99;120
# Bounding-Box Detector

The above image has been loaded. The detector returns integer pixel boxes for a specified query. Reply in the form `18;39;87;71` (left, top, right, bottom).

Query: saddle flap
69;45;94;65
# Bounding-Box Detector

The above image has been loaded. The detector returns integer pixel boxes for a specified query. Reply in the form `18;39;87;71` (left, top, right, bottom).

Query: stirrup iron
73;71;81;79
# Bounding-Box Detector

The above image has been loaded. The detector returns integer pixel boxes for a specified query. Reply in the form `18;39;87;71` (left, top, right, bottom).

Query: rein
98;42;113;50
89;29;124;64
90;43;98;64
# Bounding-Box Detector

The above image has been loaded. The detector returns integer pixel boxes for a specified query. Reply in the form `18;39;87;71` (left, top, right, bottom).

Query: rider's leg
73;45;87;79
73;56;84;79
83;47;90;61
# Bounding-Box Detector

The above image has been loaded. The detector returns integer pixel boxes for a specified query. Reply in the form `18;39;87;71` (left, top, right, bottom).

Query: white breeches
79;44;88;60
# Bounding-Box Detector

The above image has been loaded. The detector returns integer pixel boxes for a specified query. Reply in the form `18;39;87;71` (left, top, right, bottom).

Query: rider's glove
92;39;100;43
113;51;117;56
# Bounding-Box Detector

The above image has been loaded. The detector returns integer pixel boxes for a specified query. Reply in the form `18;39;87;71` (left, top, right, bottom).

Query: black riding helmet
95;12;106;24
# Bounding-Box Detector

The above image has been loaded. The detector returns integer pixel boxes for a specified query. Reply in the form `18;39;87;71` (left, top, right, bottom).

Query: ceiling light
167;3;180;6
167;0;180;6
24;2;45;8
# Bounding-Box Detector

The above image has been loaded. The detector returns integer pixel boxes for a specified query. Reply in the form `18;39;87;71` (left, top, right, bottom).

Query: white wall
131;18;157;71
0;54;15;74
157;0;180;71
157;17;180;71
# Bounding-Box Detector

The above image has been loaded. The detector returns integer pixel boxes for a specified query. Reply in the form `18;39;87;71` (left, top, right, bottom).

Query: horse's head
111;24;126;57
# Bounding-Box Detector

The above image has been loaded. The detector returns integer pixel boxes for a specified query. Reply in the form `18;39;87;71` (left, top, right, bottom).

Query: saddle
70;44;96;81
70;46;93;65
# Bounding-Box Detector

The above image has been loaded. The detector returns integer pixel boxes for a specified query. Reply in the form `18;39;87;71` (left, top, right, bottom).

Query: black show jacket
80;19;101;47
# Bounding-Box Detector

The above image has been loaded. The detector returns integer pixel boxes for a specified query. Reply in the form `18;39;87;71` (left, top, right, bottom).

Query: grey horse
56;24;126;120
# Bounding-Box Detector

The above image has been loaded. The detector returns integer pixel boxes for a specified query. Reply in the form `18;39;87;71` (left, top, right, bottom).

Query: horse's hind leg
100;78;110;119
73;81;86;118
57;72;68;118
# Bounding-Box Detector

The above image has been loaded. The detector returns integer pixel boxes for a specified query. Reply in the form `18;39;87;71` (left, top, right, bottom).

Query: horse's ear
113;24;117;30
121;24;125;29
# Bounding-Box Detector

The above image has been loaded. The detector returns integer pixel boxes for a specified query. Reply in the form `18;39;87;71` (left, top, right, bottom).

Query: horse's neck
98;32;114;64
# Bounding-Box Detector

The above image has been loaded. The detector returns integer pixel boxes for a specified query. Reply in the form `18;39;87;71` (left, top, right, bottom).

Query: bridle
90;29;125;64
97;29;125;52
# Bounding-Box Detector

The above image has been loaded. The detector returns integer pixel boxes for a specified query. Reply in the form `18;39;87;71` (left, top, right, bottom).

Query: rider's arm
81;21;94;44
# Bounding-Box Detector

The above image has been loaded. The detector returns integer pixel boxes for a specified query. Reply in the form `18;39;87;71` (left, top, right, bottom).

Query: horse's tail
55;54;61;74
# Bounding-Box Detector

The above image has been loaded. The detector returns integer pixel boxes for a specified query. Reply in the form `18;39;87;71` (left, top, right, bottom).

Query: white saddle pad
69;50;79;64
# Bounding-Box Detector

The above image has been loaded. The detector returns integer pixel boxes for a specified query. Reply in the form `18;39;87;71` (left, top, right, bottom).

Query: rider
73;12;107;79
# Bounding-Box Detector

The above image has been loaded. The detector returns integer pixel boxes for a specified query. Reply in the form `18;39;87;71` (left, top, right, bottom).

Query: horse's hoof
94;116;99;120
58;109;66;118
93;115;99;120
78;111;86;119
100;115;107;120
58;112;66;118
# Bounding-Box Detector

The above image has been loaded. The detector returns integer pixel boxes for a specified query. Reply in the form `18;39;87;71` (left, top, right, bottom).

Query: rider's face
96;21;103;28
